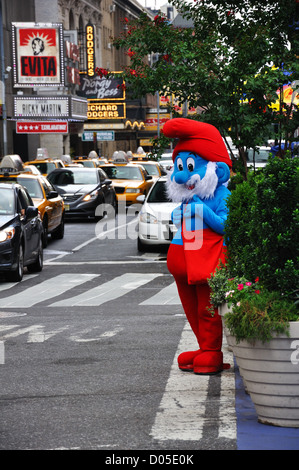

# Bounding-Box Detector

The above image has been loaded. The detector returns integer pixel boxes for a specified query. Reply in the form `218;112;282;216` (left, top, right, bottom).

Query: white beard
166;161;218;202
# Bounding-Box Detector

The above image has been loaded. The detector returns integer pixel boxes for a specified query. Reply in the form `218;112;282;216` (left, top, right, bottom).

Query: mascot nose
174;171;189;184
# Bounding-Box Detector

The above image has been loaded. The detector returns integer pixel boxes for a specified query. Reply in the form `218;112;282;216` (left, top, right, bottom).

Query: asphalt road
0;214;237;453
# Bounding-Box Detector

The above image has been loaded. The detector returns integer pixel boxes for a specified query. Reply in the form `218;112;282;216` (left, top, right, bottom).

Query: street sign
82;130;115;141
16;121;68;133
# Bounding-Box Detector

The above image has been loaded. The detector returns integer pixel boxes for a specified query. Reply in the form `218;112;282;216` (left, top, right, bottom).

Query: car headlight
125;188;139;193
0;226;15;242
139;211;158;224
82;190;99;202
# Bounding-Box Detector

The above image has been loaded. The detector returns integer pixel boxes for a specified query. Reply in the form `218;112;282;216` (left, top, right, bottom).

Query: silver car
137;176;178;251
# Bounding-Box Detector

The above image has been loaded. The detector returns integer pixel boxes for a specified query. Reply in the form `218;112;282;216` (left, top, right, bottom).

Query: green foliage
224;289;298;344
208;268;260;310
209;156;299;342
110;1;299;176
225;157;299;296
224;173;257;277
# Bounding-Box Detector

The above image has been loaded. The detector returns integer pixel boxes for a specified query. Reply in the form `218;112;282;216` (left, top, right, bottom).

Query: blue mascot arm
192;187;230;235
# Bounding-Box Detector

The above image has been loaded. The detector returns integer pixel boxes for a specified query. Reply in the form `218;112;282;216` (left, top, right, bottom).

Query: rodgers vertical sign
86;23;95;77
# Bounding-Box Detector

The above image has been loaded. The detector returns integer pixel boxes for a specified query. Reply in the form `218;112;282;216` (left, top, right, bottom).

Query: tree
109;0;299;176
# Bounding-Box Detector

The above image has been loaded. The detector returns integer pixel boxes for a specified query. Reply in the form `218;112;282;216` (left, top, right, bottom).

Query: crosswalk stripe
0;274;38;292
0;274;98;308
150;323;236;441
49;273;163;307
140;282;180;305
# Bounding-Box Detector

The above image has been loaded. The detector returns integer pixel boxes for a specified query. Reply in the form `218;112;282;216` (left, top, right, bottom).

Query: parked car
0;182;43;281
73;156;101;168
0;158;65;247
97;163;153;207
137;176;179;251
47;167;117;219
131;160;167;180
158;152;174;171
247;146;271;168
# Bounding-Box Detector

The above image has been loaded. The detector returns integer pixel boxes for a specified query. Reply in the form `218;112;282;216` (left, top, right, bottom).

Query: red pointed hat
162;118;232;168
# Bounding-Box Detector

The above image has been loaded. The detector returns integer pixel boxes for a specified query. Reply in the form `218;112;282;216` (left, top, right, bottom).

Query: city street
0;213;238;451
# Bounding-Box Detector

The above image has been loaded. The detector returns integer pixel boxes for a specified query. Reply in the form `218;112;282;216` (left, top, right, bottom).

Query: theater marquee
87;102;126;120
12;22;64;87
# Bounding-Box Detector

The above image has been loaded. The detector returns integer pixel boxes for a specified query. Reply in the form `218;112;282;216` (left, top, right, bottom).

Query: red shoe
193;351;230;375
177;349;202;371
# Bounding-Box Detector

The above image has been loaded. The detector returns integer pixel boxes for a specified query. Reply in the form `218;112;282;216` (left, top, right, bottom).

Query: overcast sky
138;0;168;9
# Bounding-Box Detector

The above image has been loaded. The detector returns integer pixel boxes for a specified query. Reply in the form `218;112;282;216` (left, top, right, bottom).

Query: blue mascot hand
171;206;183;227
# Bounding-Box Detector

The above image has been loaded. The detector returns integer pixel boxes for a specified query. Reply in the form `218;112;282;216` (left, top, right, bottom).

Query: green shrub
225;157;299;299
224;289;298;344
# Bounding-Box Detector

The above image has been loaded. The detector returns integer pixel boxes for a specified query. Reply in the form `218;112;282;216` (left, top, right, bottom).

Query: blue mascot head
163;118;231;202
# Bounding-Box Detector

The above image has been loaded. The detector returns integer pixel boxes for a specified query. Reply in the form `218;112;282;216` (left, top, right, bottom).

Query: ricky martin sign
14;96;87;121
12;22;64;87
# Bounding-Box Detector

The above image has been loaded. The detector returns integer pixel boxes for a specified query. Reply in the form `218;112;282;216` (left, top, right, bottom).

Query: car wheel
112;195;118;216
51;213;65;240
137;236;146;252
27;239;43;273
7;244;24;282
95;198;106;221
42;217;48;247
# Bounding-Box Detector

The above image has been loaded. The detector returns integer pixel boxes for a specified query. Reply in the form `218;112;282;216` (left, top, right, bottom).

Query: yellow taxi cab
72;156;101;168
0;155;65;247
24;158;65;176
131;160;166;180
98;162;153;206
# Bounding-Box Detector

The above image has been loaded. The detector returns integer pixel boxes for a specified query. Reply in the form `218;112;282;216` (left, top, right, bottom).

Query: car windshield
0;188;15;215
49;170;98;185
31;162;56;173
141;163;160;176
112;166;143;180
82;161;95;168
16;177;43;199
147;181;171;203
102;166;118;179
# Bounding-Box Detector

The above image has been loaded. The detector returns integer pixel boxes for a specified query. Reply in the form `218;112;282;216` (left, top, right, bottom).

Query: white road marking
69;326;123;343
50;273;162;307
0;274;38;292
0;274;98;308
27;326;70;343
140;282;180;305
150;323;236;441
0;341;4;364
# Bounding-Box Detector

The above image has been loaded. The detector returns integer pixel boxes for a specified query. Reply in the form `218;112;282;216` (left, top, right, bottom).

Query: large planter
218;302;233;350
219;304;299;428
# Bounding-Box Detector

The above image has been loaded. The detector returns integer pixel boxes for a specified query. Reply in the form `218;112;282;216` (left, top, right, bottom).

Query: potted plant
208;155;299;427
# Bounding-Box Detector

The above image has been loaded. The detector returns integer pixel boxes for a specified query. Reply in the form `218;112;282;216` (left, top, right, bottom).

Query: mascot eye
186;157;195;172
176;158;184;171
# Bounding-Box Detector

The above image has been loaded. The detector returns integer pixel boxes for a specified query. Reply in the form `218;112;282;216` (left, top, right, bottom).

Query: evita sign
12;22;64;87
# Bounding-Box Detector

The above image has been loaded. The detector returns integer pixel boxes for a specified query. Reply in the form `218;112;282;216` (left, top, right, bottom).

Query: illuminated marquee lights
86;23;95;77
87;102;126;119
12;22;64;87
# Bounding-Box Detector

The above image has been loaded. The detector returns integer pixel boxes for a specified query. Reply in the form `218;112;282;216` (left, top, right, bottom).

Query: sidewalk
234;362;299;450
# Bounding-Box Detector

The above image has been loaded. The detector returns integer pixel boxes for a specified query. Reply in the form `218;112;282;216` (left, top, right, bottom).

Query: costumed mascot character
164;118;232;375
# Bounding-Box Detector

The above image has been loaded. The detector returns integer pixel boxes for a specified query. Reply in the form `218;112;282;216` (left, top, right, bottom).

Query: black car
47;167;117;219
0;182;43;282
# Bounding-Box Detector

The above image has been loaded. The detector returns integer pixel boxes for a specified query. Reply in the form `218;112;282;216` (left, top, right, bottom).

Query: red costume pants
167;242;228;374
